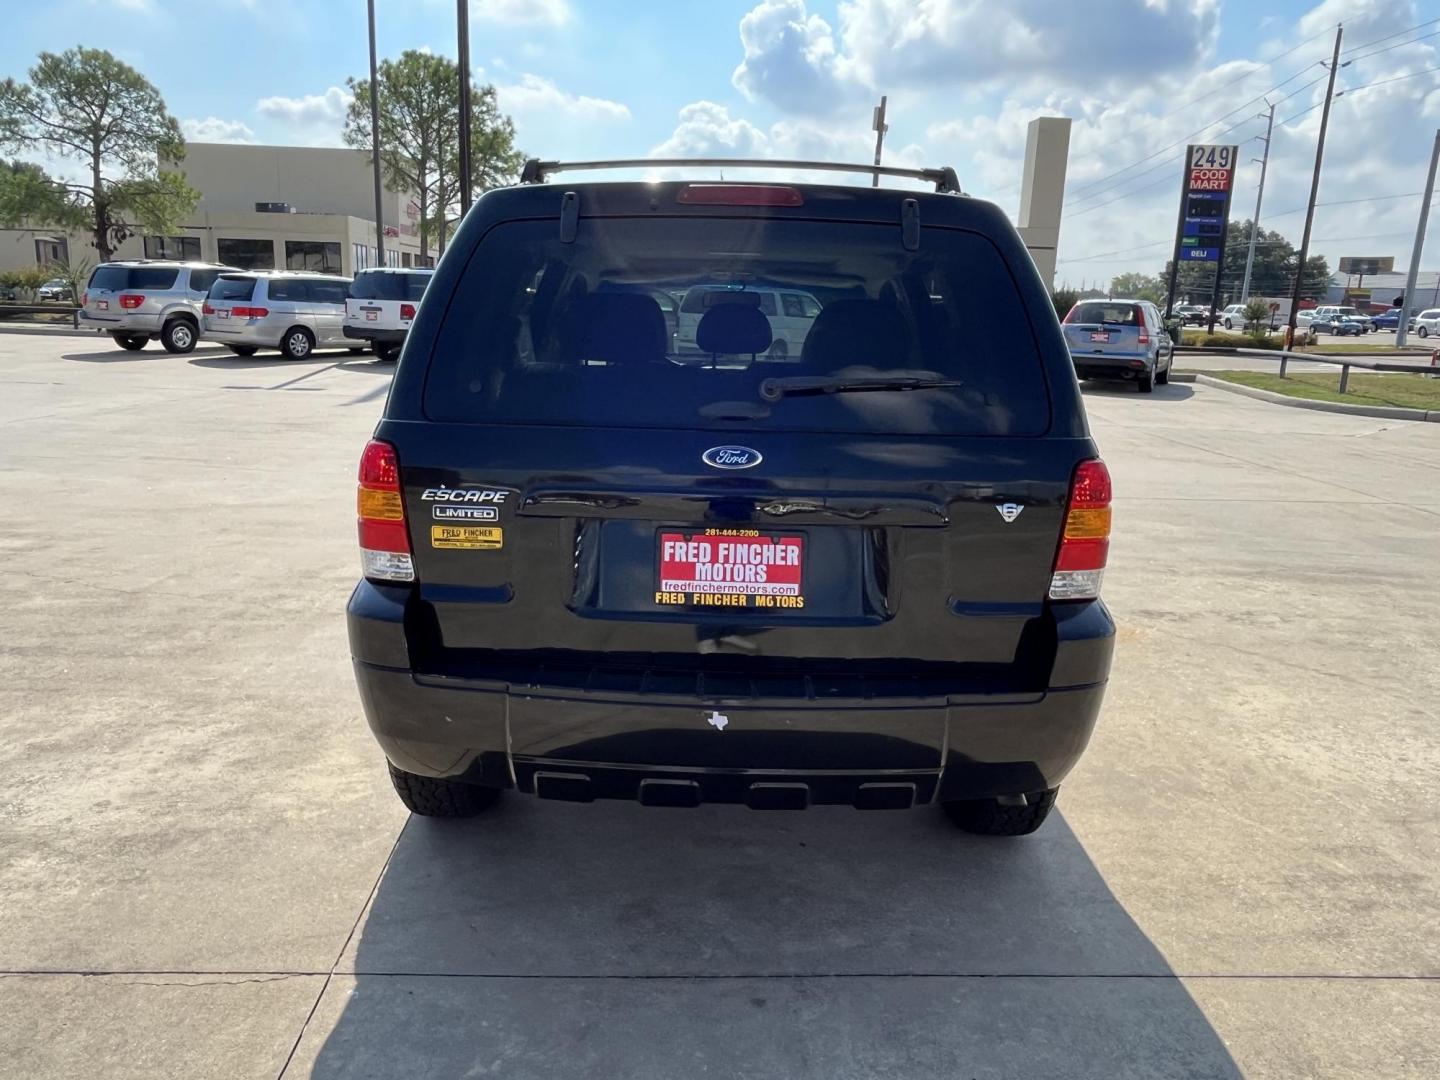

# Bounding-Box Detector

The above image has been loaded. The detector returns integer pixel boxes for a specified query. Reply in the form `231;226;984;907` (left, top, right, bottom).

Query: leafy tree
343;51;521;261
0;48;198;261
1162;220;1330;307
1107;271;1165;303
1051;288;1078;322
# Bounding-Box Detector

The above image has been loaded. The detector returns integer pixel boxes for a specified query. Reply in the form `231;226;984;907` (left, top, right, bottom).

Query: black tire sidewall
281;326;315;360
113;334;146;351
161;319;198;354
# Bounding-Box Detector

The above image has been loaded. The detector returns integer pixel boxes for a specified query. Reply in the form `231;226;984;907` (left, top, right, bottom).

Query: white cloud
496;75;630;122
731;0;1219;114
181;117;256;144
472;0;571;27
651;101;928;185
255;86;352;129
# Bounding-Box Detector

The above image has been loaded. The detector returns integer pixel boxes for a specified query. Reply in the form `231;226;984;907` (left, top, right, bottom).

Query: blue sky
4;0;1438;284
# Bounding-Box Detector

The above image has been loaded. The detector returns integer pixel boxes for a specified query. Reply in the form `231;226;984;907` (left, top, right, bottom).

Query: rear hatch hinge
901;198;919;251
559;191;579;243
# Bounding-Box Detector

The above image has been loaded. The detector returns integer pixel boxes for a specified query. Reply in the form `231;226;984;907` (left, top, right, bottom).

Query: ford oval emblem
702;445;763;470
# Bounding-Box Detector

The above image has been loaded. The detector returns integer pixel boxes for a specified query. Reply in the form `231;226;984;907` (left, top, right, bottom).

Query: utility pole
1287;24;1342;343
1396;128;1439;348
457;0;473;216
367;0;385;268
1240;100;1275;304
871;96;888;187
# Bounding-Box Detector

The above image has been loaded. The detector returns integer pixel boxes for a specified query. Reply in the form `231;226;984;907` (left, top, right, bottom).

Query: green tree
343;51;521;261
1107;271;1165;303
0;48;198;261
1163;220;1331;307
1051;288;1079;322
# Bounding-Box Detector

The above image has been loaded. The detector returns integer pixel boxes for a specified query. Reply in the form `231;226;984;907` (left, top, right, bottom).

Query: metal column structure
367;0;385;267
1396;129;1439;348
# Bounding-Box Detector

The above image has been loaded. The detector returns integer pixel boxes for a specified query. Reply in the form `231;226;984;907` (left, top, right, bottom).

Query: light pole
1396;129;1439;348
367;0;385;268
871;96;888;187
457;0;473;216
1240;101;1275;304
1287;25;1343;343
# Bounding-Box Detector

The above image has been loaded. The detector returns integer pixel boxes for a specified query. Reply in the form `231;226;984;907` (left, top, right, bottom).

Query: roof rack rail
518;157;962;194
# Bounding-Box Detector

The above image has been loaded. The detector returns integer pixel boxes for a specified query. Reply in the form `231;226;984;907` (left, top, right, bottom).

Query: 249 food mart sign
1175;144;1238;262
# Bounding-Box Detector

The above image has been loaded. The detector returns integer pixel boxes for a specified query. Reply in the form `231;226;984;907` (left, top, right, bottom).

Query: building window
144;235;200;260
386;248;401;268
217;238;276;270
34;237;68;266
285;240;342;273
352;242;369;271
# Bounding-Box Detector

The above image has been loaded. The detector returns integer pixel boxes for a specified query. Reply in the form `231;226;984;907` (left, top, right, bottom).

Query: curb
0;324;101;339
1193;373;1439;423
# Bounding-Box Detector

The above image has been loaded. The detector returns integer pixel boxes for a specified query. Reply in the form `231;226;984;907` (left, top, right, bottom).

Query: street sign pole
1206;207;1235;335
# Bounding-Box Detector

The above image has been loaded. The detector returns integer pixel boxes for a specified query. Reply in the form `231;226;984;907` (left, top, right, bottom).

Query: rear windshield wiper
759;375;963;402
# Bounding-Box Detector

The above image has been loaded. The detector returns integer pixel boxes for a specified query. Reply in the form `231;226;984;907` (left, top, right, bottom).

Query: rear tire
386;760;501;818
226;344;258;357
1419;326;1429;338
1138;368;1155;393
160;317;198;354
944;789;1058;836
280;325;315;360
114;334;147;351
1156;352;1171;385
1223;318;1233;330
374;342;400;362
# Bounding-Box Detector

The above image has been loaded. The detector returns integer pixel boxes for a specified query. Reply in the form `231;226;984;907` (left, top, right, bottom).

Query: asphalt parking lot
2;331;1438;1078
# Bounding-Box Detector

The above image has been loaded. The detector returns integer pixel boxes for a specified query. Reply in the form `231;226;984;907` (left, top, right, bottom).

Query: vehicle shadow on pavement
300;799;1241;1078
1081;382;1195;401
188;351;378;371
61;346;232;363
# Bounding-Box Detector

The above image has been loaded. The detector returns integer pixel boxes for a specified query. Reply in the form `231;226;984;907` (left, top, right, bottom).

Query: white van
675;285;823;361
344;267;435;360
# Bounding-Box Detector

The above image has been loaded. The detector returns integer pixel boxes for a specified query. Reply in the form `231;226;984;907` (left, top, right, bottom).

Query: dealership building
1;143;429;278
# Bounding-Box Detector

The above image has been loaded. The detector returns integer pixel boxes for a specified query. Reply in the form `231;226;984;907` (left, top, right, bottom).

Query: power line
1339;16;1440;58
1342;27;1440;66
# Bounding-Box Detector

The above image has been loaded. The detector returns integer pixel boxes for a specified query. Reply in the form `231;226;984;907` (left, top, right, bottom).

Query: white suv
343;268;435;361
1413;309;1440;338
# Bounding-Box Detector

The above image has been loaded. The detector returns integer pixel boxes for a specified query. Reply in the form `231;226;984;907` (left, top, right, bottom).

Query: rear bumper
1070;352;1153;379
347;581;1114;808
78;311;161;334
200;319;281;346
343;325;406;344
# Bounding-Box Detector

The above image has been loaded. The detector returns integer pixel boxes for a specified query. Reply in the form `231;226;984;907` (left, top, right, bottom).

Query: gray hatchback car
79;261;234;353
201;271;355;359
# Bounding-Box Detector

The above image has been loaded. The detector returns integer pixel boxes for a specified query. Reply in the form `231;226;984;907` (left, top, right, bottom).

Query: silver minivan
201;271;355;359
79;261;234;353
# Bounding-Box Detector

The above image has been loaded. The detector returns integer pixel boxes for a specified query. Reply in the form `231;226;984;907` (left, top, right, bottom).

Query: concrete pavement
1;334;1438;1077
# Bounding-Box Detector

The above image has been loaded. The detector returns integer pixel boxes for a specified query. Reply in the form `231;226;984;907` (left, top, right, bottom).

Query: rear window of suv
424;217;1050;436
350;271;430;301
88;266;180;291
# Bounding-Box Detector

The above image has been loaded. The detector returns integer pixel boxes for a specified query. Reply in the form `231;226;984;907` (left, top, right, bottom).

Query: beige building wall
0;142;432;279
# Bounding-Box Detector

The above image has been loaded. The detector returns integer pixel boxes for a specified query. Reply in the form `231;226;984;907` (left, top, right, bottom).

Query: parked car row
76;260;435;359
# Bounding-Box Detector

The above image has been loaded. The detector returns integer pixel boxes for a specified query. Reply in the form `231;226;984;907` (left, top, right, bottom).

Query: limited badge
431;525;503;550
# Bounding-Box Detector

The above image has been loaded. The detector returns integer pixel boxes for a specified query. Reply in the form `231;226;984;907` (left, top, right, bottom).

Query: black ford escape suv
347;158;1115;836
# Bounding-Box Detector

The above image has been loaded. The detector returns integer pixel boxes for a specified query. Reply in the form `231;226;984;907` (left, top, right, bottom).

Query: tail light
1049;459;1111;601
202;303;215;315
232;306;269;318
119;294;144;309
1134;305;1149;346
357;439;413;582
400;303;416;320
81;291;88;306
